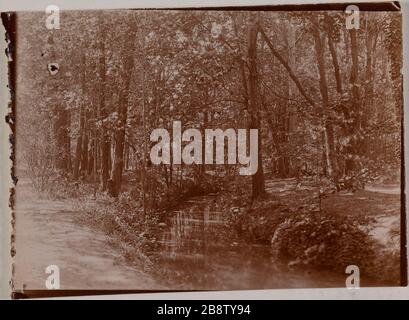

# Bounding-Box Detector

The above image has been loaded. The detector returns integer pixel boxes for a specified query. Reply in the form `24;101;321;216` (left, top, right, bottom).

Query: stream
159;192;346;290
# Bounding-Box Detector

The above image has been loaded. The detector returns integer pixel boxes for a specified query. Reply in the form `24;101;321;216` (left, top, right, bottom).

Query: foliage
270;211;400;282
16;11;402;196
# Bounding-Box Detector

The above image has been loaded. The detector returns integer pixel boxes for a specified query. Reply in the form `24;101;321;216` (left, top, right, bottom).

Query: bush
271;212;377;274
224;187;320;244
45;175;92;200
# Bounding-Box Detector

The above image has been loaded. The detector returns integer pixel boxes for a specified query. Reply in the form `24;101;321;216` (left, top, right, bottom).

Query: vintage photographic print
5;3;405;295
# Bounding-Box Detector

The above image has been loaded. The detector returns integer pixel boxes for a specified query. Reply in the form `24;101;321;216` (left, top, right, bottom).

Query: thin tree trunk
363;22;377;155
111;95;128;197
73;53;86;180
312;22;338;180
346;27;361;174
80;108;89;176
247;18;265;199
98;13;110;191
110;22;137;197
54;108;71;173
326;24;343;95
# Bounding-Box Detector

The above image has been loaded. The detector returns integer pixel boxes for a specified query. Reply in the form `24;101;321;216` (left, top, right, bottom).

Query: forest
15;9;403;289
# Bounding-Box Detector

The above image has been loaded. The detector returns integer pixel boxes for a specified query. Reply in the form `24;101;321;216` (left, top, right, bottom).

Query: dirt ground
12;179;165;291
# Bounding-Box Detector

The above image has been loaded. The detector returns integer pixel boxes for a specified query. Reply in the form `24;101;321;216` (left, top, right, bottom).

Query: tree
247;16;265;199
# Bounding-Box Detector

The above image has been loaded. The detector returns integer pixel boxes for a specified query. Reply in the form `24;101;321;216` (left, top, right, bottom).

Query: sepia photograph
7;4;404;295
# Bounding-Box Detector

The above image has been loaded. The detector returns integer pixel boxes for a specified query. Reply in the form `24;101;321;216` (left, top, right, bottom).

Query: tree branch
258;25;317;108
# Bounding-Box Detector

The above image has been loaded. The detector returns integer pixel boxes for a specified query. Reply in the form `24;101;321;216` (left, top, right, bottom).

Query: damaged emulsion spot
47;62;59;75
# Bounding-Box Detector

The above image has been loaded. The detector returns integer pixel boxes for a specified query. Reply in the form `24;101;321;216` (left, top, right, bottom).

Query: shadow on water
158;193;346;290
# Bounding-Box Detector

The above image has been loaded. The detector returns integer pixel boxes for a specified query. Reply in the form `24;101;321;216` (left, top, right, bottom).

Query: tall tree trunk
47;28;71;174
54;108;71;173
111;95;128;197
363;21;377;155
80;109;89;176
98;13;110;191
66;112;72;172
73;133;82;180
87;137;95;175
285;24;298;177
326;22;343;95
312;21;338;180
110;22;137;197
350;28;361;125
346;27;361;174
73;53;86;180
247;18;265;199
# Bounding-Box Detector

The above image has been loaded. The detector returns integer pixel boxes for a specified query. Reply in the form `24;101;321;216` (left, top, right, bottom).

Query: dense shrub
270;212;377;274
224;184;320;244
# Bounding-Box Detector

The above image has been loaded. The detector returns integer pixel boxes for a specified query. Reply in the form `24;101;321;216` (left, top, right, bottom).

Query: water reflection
161;196;224;261
159;194;345;290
